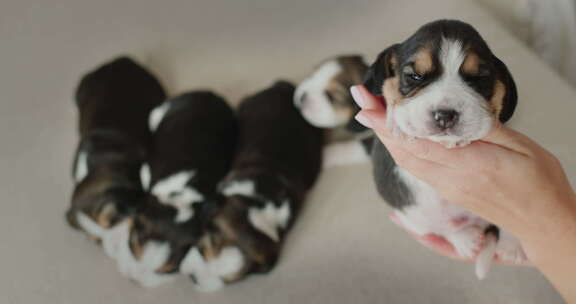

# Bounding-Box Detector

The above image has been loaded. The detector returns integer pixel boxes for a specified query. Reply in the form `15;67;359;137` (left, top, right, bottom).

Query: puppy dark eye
324;90;335;103
299;92;308;105
406;73;423;81
477;67;490;77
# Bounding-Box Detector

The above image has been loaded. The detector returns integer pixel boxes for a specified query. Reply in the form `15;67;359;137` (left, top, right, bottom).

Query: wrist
518;194;576;264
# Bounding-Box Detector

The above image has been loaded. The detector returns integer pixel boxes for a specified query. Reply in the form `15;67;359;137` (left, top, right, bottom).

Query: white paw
448;225;486;258
496;236;528;264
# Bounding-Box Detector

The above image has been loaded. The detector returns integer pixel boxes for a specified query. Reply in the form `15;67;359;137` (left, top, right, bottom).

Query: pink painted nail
355;112;373;128
350;86;368;109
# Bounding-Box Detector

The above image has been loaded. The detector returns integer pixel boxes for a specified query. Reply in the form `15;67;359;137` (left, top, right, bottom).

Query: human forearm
519;195;576;303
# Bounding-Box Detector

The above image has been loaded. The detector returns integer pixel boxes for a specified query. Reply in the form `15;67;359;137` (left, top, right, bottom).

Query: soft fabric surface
1;0;574;302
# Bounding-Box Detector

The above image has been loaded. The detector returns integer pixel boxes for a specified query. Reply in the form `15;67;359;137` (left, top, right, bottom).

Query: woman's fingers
350;85;385;111
358;108;478;169
481;123;535;157
351;85;526;171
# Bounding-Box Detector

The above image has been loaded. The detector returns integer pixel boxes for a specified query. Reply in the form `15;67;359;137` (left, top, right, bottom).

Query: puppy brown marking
199;229;248;283
321;56;368;122
389;54;398;70
412;47;434;75
382;77;404;106
325;80;350;105
211;200;276;268
200;234;220;260
325;81;354;123
223;269;246;282
97;203;117;228
488;80;506;117
129;228;144;260
336;56;368;85
157;262;178;273
462;52;480;75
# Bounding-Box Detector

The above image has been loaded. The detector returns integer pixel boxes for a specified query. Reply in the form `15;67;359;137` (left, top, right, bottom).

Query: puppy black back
75;56;166;142
68;57;165;230
235;81;324;192
148;91;237;194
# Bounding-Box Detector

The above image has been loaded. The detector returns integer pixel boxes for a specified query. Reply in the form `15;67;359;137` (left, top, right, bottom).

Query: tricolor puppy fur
364;20;526;278
181;81;323;291
117;91;237;287
294;55;373;168
66;57;165;240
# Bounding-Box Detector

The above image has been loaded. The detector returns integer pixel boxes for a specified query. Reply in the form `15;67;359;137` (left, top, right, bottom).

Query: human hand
350;85;576;260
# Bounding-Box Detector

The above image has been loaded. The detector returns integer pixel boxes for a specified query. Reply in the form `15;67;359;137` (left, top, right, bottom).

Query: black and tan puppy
178;81;324;291
108;91;237;287
66;57;165;238
294;55;368;135
295;55;374;167
364;20;524;278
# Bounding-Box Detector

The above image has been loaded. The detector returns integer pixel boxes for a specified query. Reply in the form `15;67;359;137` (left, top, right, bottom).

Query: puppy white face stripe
76;212;105;237
74;151;89;183
148;101;171;132
392;39;492;147
140;163;151;190
294;61;342;128
139;242;172;271
248;201;291;242
180;246;245;292
111;225;174;287
441;39;466;78
151;171;204;223
75;213;175;287
221;180;256;197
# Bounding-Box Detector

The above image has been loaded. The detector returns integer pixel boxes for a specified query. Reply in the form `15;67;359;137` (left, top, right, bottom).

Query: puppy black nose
433;109;459;130
296;92;307;107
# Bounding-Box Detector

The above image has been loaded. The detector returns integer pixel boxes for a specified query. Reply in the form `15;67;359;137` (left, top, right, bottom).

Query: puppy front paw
496;234;528;264
448;225;486;258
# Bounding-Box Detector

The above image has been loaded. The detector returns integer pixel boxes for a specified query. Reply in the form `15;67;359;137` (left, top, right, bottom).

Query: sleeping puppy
364;20;526;278
294;55;373;168
178;81;323;291
106;91;238;287
66;57;165;239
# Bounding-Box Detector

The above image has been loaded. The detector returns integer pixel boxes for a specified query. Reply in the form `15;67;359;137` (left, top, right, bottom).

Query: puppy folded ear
363;44;400;95
346;114;368;132
103;188;146;225
492;55;518;123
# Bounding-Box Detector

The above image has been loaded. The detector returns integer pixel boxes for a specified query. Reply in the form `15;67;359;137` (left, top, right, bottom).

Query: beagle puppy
110;91;238;287
66;57;165;239
179;81;323;291
294;55;373;168
364;20;525;278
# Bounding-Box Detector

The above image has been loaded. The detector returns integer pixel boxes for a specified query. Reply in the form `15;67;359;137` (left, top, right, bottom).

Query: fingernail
355;112;373;128
350;86;367;108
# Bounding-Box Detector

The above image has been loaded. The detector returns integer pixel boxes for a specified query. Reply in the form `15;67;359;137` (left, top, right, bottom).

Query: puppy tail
475;225;499;280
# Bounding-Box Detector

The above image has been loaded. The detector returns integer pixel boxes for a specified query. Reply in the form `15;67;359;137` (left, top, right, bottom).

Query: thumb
359;109;474;167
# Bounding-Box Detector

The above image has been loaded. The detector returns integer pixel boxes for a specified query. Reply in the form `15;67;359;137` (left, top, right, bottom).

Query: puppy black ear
108;188;146;217
363;44;399;96
346;102;368;133
492;55;518;123
346;117;368;132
